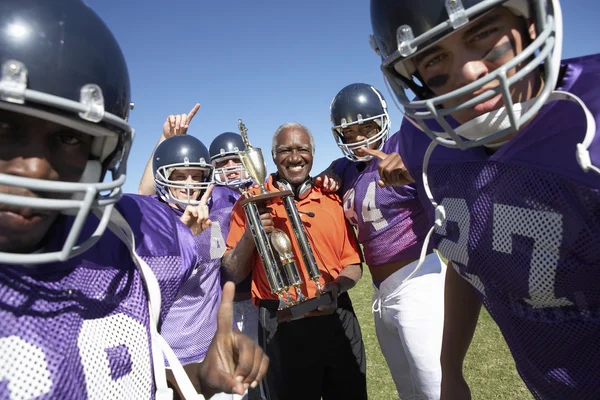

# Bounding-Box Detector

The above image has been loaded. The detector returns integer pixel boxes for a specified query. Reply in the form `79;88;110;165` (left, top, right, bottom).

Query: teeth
287;166;304;171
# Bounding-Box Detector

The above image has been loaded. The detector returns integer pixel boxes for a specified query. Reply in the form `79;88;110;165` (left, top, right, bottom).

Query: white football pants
372;252;446;400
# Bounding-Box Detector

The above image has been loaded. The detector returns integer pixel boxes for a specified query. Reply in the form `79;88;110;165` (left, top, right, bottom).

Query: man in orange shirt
222;122;367;400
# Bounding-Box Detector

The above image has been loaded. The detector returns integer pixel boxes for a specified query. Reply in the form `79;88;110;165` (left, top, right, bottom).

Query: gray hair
271;122;315;155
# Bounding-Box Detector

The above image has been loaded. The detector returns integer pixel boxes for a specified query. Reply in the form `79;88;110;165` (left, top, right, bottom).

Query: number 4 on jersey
343;181;389;233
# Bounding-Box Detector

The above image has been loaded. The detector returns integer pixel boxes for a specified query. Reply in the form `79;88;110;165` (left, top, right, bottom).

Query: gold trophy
237;119;333;322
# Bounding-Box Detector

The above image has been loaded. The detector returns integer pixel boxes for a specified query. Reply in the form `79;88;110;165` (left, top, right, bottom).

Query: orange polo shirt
225;174;361;304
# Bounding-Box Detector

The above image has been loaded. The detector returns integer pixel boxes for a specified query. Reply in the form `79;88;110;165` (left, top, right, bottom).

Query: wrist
330;279;344;294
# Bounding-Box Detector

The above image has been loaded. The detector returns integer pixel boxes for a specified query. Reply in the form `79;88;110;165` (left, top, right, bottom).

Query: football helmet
209;131;252;188
369;0;564;149
330;83;391;162
0;0;134;264
153;135;214;208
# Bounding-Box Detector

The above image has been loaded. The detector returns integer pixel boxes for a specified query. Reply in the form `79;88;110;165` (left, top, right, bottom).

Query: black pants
258;292;368;400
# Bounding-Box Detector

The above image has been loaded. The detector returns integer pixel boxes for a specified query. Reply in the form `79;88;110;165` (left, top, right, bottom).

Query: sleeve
334;197;362;267
332;157;347;181
391;122;426;183
225;199;247;252
382;129;402;155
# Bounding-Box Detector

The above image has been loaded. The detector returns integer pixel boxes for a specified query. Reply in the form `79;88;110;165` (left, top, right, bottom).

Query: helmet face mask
209;132;252;188
212;155;250;187
370;0;563;149
0;0;134;265
155;165;214;208
330;83;391;162
153;136;215;209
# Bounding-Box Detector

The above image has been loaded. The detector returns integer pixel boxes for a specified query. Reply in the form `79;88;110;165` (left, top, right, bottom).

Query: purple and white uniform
0;194;197;400
398;54;600;399
333;130;446;400
333;134;431;267
160;186;240;365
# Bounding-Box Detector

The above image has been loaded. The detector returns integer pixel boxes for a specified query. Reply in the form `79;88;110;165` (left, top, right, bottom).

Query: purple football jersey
333;135;431;267
398;54;600;399
0;194;197;400
160;186;240;364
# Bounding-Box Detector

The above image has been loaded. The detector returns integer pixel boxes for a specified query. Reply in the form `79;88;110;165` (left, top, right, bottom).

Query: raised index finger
186;103;201;124
362;147;388;160
199;183;214;205
217;281;235;333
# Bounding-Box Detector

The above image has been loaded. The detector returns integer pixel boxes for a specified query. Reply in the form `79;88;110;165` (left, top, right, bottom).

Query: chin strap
101;208;205;400
561;90;600;175
402;140;444;283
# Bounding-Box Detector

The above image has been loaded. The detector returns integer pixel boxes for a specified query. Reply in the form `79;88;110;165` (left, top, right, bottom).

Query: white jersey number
362;181;389;231
0;313;151;399
343;181;389;233
0;336;52;399
492;204;572;308
210;221;227;259
437;197;570;309
343;188;360;229
437;198;485;295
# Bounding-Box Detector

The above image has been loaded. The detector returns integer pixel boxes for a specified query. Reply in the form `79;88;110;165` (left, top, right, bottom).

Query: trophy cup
237;119;334;322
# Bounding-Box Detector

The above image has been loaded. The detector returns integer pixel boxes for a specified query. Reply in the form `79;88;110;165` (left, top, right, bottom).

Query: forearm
333;263;362;293
441;262;481;378
138;134;167;195
221;232;256;284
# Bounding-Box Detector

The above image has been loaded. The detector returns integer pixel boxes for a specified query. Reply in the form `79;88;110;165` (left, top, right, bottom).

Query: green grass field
349;267;533;400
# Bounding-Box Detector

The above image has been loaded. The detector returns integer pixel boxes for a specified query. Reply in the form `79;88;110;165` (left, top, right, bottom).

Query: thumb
362;147;388;161
217;281;236;334
377;179;386;188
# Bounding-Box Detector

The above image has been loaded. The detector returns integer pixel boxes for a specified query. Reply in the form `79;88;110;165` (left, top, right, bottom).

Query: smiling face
413;7;541;124
340;120;381;159
273;127;313;187
213;156;249;185
167;167;209;205
0;109;93;253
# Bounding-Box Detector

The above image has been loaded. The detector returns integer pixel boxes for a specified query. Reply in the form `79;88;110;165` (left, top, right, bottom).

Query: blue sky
84;0;600;194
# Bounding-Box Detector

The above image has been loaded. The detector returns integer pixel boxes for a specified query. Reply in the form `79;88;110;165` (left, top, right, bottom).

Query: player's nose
1;154;58;182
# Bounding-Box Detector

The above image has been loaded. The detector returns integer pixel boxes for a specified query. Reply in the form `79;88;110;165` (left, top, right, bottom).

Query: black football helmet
209;132;251;188
153;135;214;207
330;83;391;162
0;0;133;264
369;0;564;149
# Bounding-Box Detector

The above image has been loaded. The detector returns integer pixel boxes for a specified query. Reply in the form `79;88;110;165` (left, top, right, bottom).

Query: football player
140;129;261;400
369;0;600;398
210;132;262;400
324;83;446;399
0;1;267;399
209;133;258;339
152;135;215;236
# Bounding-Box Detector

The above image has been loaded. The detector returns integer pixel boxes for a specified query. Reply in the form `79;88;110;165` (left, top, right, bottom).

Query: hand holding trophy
237;119;334;322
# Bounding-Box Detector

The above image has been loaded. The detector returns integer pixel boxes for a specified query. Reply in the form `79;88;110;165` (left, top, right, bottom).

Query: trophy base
276;292;335;323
